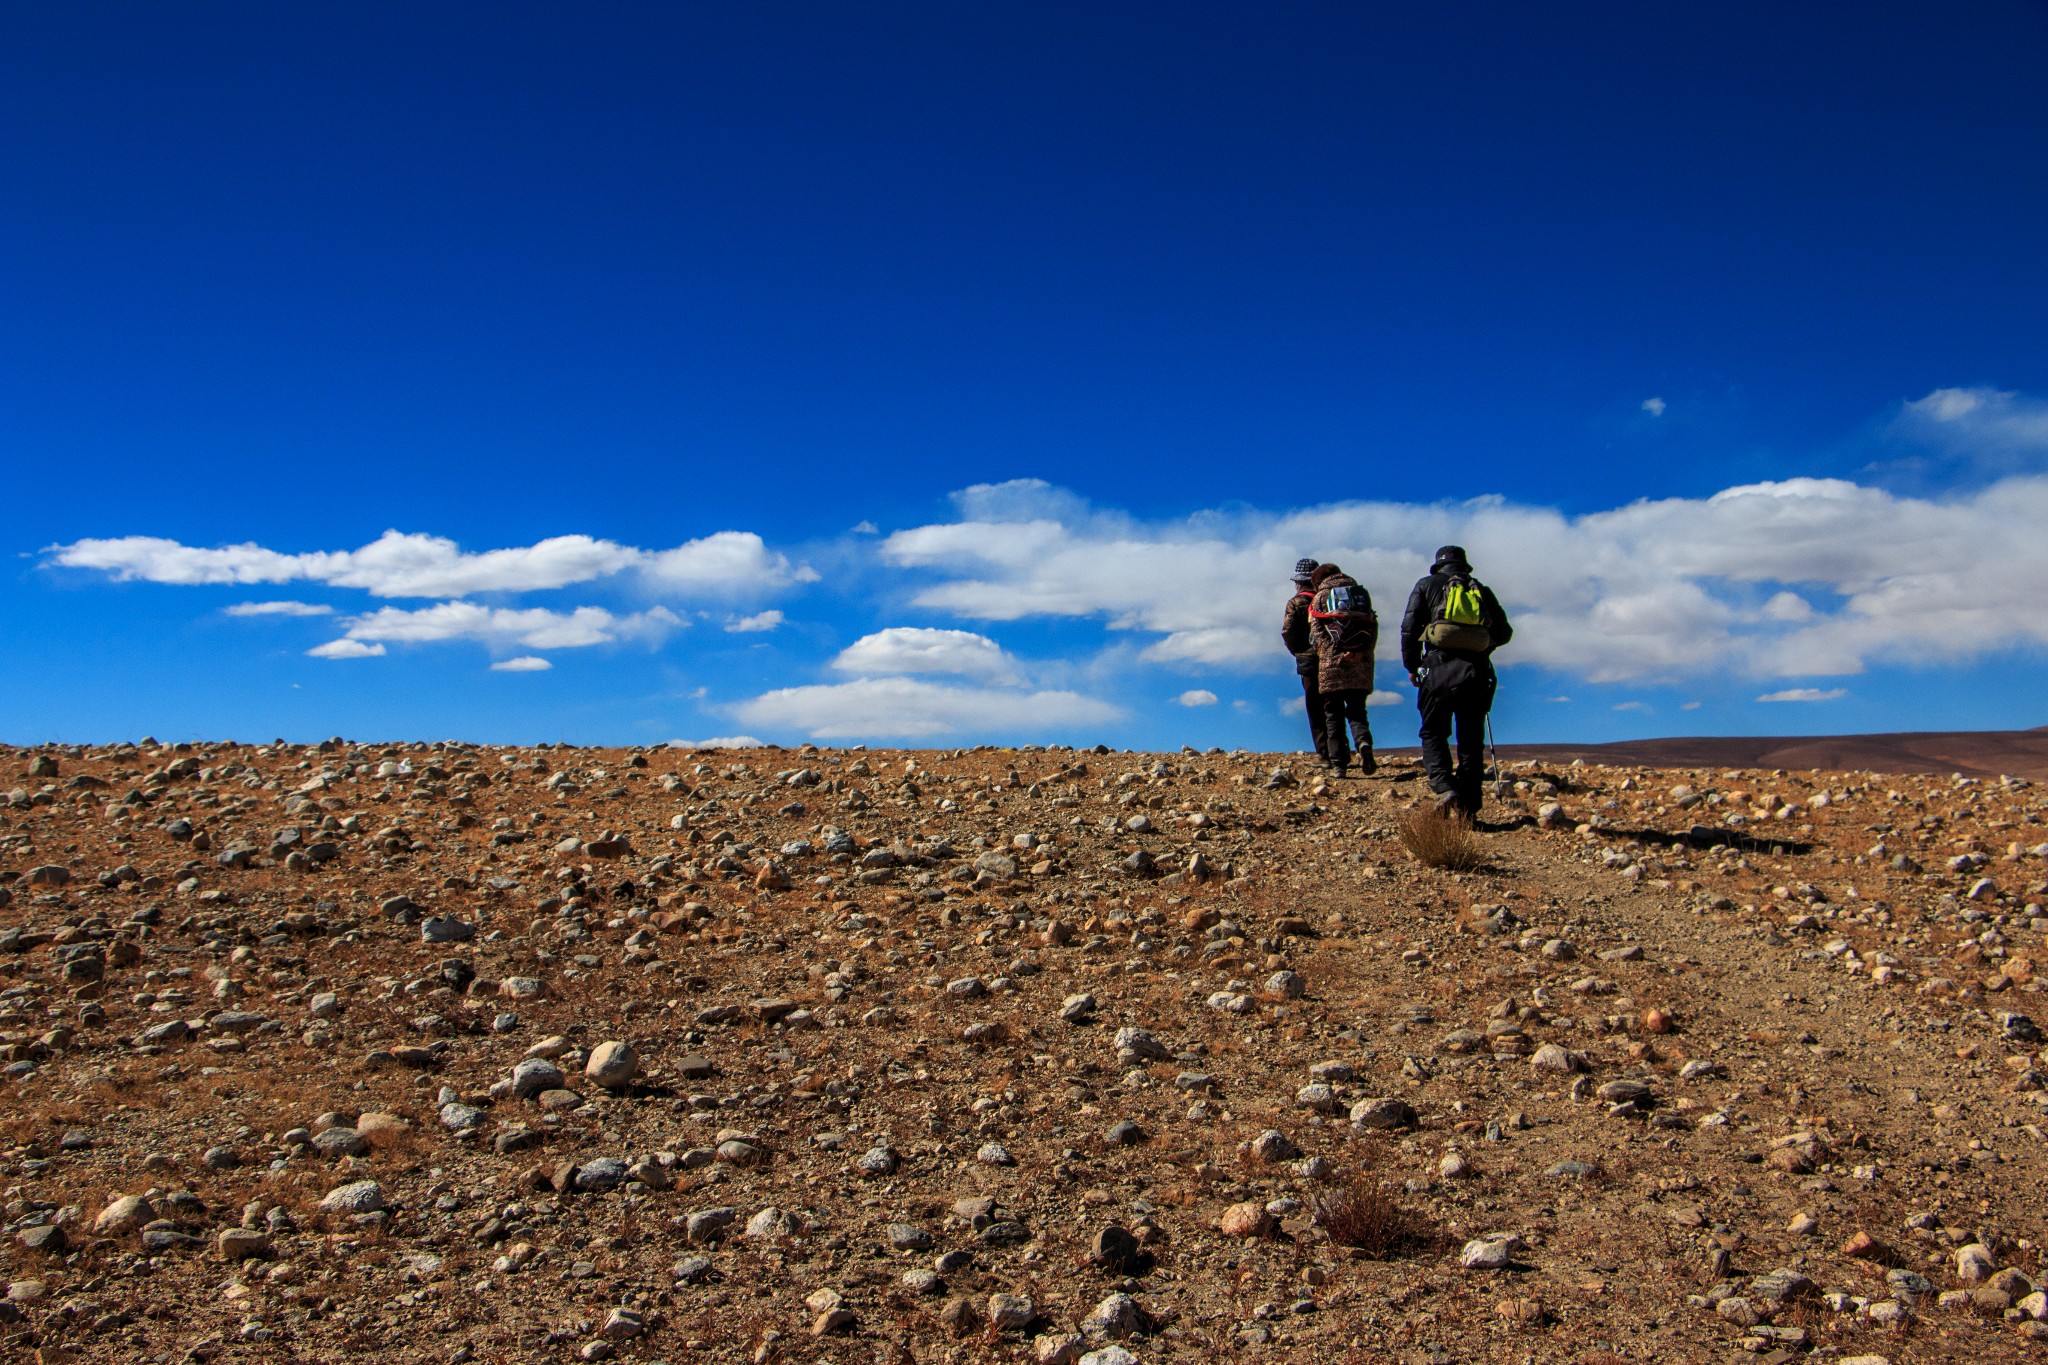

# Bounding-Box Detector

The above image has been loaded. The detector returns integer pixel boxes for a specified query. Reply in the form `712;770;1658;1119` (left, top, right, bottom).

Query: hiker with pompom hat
1280;557;1330;763
1399;546;1512;816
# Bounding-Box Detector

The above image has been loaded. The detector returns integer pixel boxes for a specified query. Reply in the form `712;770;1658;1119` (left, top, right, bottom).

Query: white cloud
307;639;385;660
225;600;332;617
490;656;553;672
48;528;811;598
1760;591;1813;622
1757;687;1846;703
666;735;765;750
1681;700;1703;709
1175;689;1218;707
1894;386;2048;470
851;520;879;535
327;603;683;651
731;677;1121;740
725;610;784;633
831;627;1021;682
642;531;815;591
1642;397;1666;416
1546;695;1572;703
1366;689;1404;707
1613;700;1650;712
879;470;2048;684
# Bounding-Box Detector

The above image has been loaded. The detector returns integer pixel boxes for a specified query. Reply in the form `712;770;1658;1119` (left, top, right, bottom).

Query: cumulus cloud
731;677;1121;739
1642;397;1666;416
326;603;683;652
725;610;784;633
1366;689;1404;707
307;639;385;659
1176;689;1219;707
641;531;815;591
1758;687;1846;703
47;528;811;598
880;473;2048;684
831;627;1022;682
225;600;332;617
666;735;765;750
490;656;553;672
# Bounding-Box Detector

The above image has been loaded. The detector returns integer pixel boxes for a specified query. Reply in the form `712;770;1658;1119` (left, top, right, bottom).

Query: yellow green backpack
1422;576;1493;652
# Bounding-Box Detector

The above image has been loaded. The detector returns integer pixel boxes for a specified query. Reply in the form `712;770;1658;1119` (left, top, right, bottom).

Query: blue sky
6;2;2047;749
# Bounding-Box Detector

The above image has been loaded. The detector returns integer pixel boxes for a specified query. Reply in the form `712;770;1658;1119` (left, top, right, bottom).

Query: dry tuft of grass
1308;1176;1440;1259
1397;806;1487;871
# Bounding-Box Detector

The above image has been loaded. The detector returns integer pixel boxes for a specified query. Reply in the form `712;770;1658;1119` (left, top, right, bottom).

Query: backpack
1422;575;1494;652
1309;582;1377;654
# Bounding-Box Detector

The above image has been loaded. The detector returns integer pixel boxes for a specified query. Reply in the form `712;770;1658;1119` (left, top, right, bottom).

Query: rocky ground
1;738;2045;1365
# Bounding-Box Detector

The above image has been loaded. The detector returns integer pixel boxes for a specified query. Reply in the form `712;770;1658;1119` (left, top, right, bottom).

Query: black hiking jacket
1399;571;1512;675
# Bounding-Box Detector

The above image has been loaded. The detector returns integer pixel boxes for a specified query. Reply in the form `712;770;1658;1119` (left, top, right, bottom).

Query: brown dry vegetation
1397;805;1489;871
1307;1175;1439;1259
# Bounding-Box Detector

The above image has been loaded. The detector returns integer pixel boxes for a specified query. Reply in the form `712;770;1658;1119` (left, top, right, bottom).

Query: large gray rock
1081;1292;1145;1341
1460;1235;1519;1269
584;1040;639;1090
94;1195;154;1234
684;1207;737;1244
319;1180;386;1215
510;1058;565;1098
973;851;1018;879
311;1127;368;1159
1349;1096;1417;1129
1113;1027;1169;1063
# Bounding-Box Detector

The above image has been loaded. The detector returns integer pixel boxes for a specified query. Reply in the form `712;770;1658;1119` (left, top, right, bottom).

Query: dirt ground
1;739;2043;1365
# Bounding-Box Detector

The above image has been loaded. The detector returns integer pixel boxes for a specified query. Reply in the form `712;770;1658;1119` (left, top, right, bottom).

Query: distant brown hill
1448;726;2048;779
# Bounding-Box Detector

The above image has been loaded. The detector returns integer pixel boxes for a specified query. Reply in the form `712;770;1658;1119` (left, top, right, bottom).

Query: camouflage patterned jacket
1310;575;1378;692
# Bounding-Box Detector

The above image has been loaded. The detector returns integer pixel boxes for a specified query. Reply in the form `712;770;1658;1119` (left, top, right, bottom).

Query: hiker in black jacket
1280;557;1329;762
1399;545;1512;817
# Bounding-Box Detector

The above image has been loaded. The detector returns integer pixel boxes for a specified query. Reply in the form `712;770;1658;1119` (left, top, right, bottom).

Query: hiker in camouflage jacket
1308;564;1377;774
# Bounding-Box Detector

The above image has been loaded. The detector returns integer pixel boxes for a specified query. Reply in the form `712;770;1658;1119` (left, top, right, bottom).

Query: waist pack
1422;577;1492;652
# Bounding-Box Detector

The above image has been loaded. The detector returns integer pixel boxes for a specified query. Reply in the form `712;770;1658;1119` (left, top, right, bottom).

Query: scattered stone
1219;1202;1274;1237
1081;1292;1145;1341
1349;1096;1416;1129
319;1181;385;1215
510;1057;566;1099
1091;1225;1142;1274
583;1040;640;1090
1460;1235;1519;1269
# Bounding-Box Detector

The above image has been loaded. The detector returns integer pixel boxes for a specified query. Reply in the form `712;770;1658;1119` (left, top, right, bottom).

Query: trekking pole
1486;714;1500;785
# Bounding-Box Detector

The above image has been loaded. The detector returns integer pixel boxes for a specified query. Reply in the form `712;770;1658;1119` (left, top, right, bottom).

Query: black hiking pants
1417;658;1493;814
1298;667;1329;761
1320;688;1373;770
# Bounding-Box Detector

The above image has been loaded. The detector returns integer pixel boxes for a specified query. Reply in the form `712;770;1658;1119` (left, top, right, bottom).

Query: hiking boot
1431;790;1460;815
1357;751;1377;776
1332;763;1349;779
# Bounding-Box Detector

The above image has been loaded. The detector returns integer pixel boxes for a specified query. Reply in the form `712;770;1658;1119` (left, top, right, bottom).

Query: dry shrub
1397;807;1486;872
1308;1176;1439;1259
